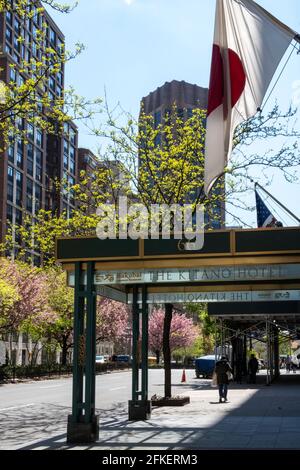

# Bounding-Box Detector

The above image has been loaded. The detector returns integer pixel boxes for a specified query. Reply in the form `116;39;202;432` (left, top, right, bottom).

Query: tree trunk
155;350;160;365
163;303;173;398
61;337;68;366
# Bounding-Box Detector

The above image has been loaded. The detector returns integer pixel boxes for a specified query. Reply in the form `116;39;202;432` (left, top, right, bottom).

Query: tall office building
141;80;225;229
0;2;78;262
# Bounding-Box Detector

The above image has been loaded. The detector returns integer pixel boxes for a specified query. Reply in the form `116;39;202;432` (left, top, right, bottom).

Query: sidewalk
11;371;300;450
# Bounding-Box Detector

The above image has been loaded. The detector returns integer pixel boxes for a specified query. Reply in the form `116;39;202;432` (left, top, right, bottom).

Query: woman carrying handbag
214;356;233;403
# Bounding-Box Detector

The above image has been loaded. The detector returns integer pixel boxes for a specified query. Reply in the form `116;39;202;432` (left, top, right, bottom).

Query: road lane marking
39;384;64;389
0;403;35;412
110;386;127;391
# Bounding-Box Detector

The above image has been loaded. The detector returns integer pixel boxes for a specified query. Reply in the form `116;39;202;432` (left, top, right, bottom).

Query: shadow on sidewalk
9;373;300;450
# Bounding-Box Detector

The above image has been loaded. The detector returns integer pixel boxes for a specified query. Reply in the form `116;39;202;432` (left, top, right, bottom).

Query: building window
70;129;76;145
6;10;12;24
57;85;63;98
5;43;12;55
14;18;20;34
36;149;42;166
57;71;63;85
27;144;34;176
35;184;42;212
32;24;38;39
16;171;23;207
35;164;42;182
49;28;56;46
6;204;13;224
36;130;43;148
6;27;12;43
25;48;31;62
16;151;23;168
32;41;37;57
8;144;14;163
57;37;64;52
26;178;33;212
15;208;22;226
17;74;24;87
48;90;55;102
27;123;34;141
69;145;75;160
49;76;55;92
14;36;20;52
70;158;75;175
68;175;75;186
63;139;68;155
7;165;14;181
63;154;68;169
9;67;16;82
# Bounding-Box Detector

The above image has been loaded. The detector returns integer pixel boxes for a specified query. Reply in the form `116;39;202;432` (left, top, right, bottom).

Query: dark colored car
115;355;132;363
195;355;217;378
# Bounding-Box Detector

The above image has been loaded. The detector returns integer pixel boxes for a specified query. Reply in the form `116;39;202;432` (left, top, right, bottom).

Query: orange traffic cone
181;368;186;383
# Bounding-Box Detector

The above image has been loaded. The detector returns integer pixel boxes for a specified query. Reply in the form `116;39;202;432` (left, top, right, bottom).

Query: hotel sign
68;264;300;286
127;290;300;304
92;264;300;285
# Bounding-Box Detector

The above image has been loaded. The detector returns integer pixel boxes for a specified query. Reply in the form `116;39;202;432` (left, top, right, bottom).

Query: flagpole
255;182;300;225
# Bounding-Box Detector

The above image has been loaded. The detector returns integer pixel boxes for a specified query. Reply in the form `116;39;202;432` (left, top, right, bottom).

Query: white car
95;355;105;364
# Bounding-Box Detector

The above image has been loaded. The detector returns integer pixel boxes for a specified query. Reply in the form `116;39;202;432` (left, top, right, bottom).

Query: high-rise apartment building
0;2;78;262
141;80;225;229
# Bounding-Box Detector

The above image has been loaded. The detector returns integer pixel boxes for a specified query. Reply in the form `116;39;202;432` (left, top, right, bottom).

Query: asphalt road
1;368;300;450
0;368;195;413
0;368;199;449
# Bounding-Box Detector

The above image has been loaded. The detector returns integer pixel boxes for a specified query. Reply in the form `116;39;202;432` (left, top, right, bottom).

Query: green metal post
67;261;99;442
71;262;85;420
274;326;280;378
128;284;151;420
243;334;247;376
131;285;139;401
85;261;96;423
141;284;148;401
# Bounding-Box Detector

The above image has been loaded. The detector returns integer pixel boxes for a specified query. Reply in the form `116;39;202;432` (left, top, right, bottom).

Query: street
1;369;300;450
0;368;192;410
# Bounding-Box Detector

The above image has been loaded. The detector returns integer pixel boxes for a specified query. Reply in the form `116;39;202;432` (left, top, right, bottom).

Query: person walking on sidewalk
214;356;232;403
248;354;259;384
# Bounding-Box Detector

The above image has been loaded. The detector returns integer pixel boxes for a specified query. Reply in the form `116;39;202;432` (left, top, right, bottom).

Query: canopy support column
129;284;151;420
67;261;99;443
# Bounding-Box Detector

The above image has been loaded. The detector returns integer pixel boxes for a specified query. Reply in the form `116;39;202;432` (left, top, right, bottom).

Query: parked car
115;354;132;363
95;355;105;364
195;355;217;379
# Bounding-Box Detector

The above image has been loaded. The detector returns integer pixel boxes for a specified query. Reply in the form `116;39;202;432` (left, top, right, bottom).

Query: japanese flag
204;0;297;194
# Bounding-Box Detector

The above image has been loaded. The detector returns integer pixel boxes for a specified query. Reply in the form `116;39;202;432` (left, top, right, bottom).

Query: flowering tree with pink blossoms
149;308;198;365
0;259;51;334
0;259;57;364
96;298;130;345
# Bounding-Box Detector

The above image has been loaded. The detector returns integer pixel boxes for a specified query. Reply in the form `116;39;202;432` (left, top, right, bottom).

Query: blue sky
49;0;300;225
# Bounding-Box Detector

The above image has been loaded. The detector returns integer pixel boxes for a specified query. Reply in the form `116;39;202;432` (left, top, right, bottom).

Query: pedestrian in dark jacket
248;354;259;383
214;356;232;403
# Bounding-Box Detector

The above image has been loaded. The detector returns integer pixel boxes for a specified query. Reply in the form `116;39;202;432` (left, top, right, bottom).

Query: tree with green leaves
44;267;73;365
0;276;18;333
0;0;100;152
